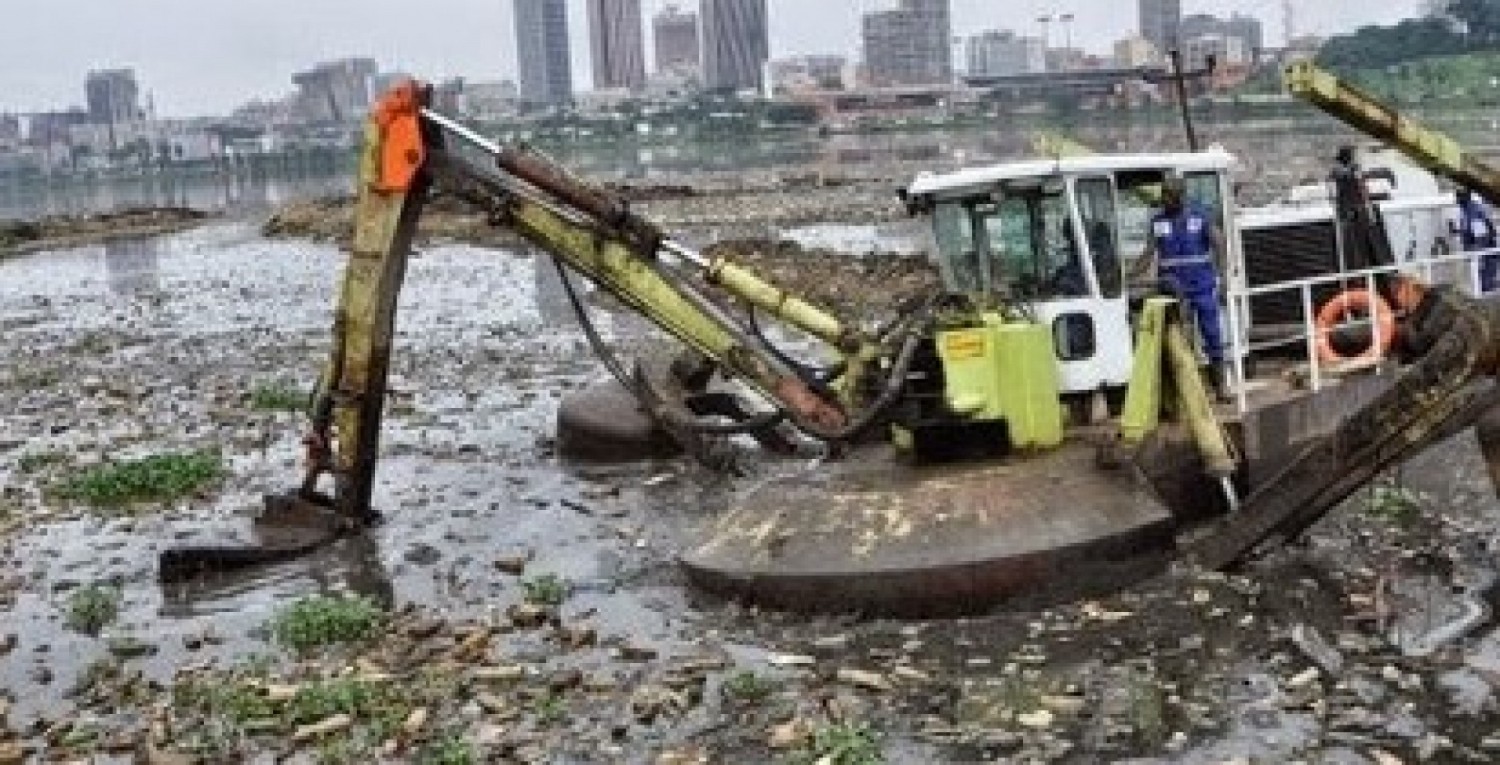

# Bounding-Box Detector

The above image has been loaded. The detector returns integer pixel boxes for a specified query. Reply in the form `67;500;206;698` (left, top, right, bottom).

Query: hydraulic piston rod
421;108;863;355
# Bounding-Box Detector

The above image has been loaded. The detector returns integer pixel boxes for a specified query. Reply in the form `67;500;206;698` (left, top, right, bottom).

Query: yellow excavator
160;67;1500;615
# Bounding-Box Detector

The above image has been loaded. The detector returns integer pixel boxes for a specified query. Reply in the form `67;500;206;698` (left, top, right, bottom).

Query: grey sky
0;0;1422;118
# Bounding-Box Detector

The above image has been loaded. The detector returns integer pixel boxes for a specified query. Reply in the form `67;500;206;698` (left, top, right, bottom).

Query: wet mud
3;223;1500;762
261;179;906;251
0;207;211;258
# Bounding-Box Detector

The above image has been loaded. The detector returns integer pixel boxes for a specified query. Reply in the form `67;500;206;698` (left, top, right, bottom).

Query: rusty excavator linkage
161;73;1500;614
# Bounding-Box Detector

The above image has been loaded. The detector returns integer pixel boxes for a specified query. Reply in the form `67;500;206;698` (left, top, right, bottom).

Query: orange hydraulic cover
372;79;425;193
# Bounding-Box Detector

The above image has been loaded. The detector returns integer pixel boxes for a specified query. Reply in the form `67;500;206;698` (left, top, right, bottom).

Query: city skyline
0;0;1425;117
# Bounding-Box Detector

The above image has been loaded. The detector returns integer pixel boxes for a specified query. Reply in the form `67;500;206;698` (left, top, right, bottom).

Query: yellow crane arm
1284;60;1500;204
307;81;890;520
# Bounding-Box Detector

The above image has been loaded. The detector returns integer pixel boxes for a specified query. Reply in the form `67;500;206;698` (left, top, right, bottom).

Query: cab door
1028;175;1133;393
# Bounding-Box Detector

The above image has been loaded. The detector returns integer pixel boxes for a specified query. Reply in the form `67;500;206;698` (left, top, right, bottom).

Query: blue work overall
1152;205;1223;365
1460;199;1499;292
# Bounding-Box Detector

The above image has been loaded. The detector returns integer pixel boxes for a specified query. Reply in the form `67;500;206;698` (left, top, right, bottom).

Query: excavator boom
1188;286;1500;568
327;82;947;524
1285;60;1500;204
1184;62;1500;568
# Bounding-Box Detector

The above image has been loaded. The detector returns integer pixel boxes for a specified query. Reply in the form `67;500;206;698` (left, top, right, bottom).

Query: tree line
1317;0;1500;70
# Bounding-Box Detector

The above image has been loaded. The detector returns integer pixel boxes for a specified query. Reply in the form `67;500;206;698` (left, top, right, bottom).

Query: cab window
977;186;1088;300
1116;171;1165;279
1075;177;1121;298
931;183;1088;300
1185;171;1225;232
932;201;982;293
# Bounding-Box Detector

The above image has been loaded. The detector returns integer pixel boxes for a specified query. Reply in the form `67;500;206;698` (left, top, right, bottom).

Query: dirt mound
261;194;519;249
0;207;210;255
603;182;700;200
704;238;938;320
260;195;353;243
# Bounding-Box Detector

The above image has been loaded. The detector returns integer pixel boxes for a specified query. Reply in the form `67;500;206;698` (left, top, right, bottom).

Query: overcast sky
0;0;1423;117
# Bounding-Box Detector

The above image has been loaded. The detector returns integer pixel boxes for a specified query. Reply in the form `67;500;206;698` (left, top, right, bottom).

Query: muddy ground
262;178;904;249
3;217;1500;764
0;208;212;258
263;188;934;322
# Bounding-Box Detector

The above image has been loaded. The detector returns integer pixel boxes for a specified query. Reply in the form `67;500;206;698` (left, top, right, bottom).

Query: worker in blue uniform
1134;175;1231;401
1456;189;1499;292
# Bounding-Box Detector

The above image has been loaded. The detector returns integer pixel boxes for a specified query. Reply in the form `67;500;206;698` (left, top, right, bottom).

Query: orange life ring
1315;289;1396;364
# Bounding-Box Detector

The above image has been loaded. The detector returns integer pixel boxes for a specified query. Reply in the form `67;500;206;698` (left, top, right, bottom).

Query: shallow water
0;224;696;721
5;223;1500;762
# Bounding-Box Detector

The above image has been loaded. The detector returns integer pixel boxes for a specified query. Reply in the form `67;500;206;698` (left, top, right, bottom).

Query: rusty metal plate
681;443;1176;617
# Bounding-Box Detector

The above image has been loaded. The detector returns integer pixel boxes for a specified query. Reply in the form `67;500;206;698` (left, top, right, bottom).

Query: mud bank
0;207;212;257
264;190;935;320
262;180;906;250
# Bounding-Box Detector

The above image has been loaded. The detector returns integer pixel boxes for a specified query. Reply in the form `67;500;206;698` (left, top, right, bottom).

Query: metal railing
1225;247;1500;413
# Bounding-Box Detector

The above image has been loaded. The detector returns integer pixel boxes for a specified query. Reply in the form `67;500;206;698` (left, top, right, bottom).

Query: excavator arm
304;81;909;524
1284;61;1500;205
1188;284;1500;568
1187;62;1500;568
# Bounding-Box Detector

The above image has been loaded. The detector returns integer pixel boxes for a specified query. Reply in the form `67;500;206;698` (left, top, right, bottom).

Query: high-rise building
1184;33;1250;71
85;69;141;127
1182;12;1264;57
587;0;646;91
653;5;701;73
292;58;378;123
862;0;953;87
1139;0;1183;54
514;0;573;106
769;55;849;93
1113;36;1159;68
965;31;1046;77
1223;14;1265;55
701;0;769;92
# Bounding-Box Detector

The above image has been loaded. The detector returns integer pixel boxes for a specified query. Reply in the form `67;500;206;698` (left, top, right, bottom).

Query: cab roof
905;149;1238;200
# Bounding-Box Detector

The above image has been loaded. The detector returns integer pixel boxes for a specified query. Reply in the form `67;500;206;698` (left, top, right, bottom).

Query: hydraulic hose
746;306;841;397
783;327;925;444
654;405;786;436
554;256;792;439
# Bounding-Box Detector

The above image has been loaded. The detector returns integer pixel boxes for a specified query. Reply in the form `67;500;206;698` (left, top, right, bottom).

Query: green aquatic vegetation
721;670;777;703
531;692;568;726
271;595;386;652
17;449;71;473
1365;480;1423;525
797;721;883;765
56;450;224;507
417;730;475;765
64;583;122;636
521;574;569;606
285;677;397;725
249;380;308;413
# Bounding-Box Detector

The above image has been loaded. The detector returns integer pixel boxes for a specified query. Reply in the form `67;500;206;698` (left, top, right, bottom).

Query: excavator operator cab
906;151;1240;397
930;178;1098;302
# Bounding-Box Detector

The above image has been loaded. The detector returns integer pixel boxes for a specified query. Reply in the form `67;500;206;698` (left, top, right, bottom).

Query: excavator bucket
158;81;430;580
159;492;347;583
